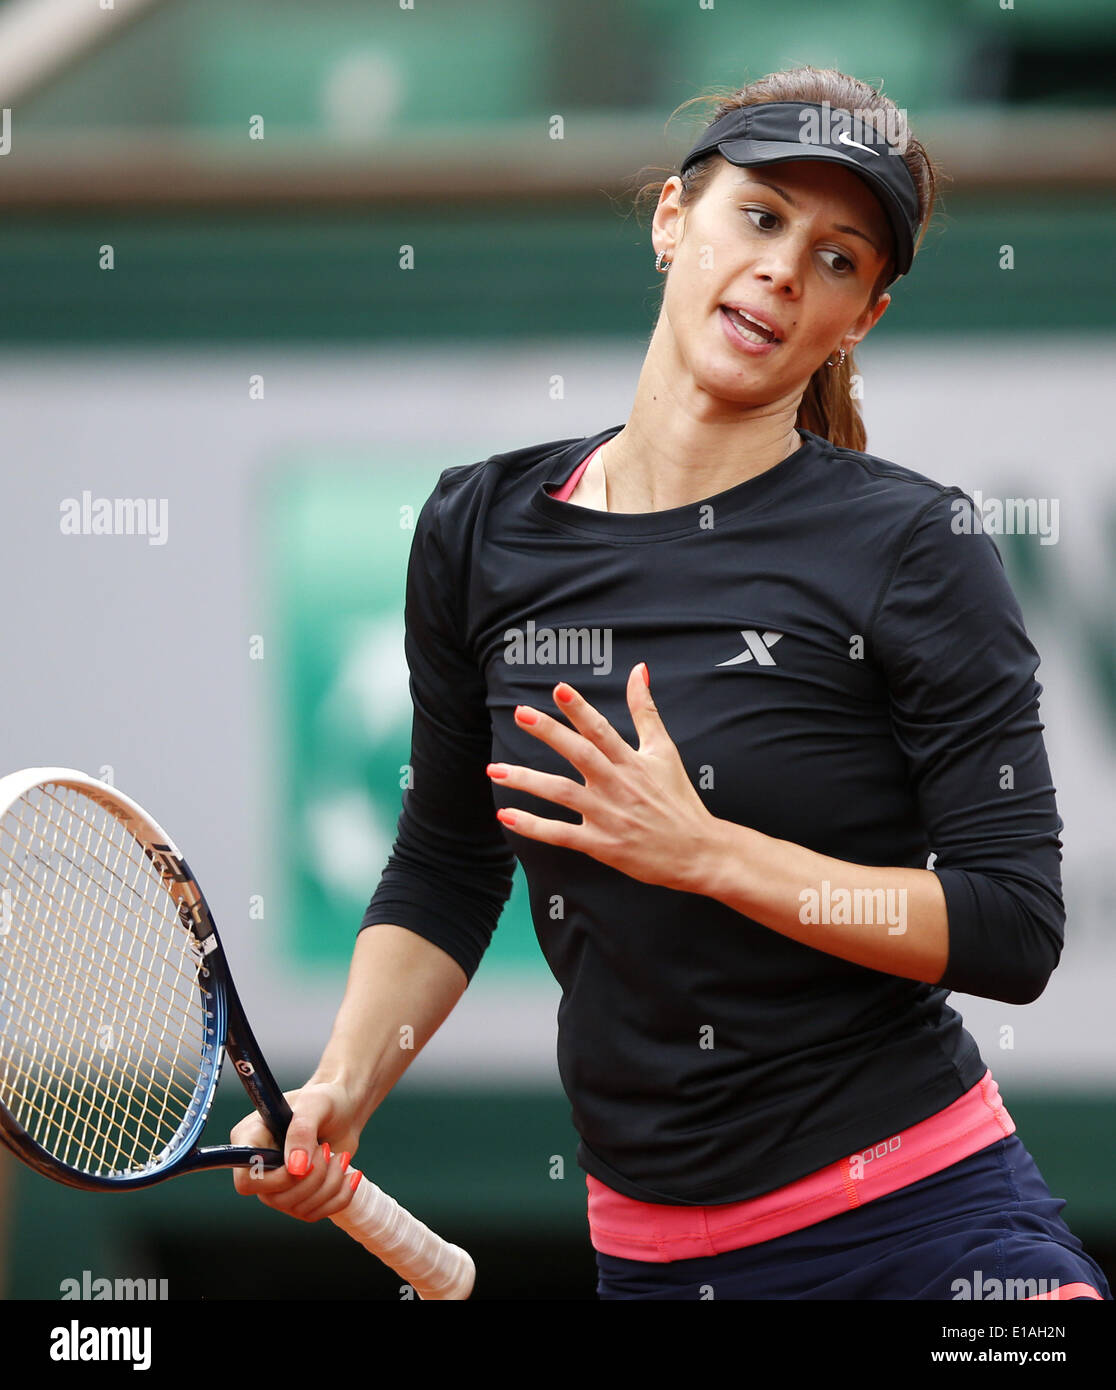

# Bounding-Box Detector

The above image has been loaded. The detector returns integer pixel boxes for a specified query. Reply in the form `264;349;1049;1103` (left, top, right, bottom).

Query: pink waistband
586;1069;1015;1261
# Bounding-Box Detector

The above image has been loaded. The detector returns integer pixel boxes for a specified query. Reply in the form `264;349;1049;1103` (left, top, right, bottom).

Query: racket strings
0;792;207;1172
0;785;211;1176
1;790;208;1169
0;849;199;1169
2;797;206;1100
0;802;190;1174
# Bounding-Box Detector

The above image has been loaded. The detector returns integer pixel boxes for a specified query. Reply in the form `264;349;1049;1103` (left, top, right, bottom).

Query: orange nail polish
321;1142;331;1162
339;1151;352;1172
497;809;517;827
350;1170;362;1192
287;1149;309;1177
642;663;650;686
515;706;538;724
486;763;507;778
555;684;574;703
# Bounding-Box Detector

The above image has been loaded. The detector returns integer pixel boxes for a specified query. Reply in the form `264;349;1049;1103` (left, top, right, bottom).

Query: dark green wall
0;196;1112;344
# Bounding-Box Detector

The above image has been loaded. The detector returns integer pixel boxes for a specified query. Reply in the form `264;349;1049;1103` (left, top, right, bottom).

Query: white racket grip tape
330;1173;475;1300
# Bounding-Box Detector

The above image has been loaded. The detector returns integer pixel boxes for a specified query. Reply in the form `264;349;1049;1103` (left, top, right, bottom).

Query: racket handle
330;1173;475;1301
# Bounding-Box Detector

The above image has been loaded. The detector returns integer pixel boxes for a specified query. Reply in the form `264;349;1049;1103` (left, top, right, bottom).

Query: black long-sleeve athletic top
360;424;1065;1206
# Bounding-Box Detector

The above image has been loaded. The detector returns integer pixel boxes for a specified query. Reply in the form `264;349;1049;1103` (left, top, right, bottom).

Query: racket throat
177;1144;286;1175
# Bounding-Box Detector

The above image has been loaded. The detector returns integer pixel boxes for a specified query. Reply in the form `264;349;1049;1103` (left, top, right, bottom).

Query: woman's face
652;157;894;410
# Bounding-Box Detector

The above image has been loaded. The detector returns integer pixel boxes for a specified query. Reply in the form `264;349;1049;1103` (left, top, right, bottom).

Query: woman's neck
602;340;804;514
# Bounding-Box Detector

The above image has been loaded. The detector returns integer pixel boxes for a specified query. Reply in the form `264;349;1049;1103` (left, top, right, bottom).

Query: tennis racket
0;766;474;1300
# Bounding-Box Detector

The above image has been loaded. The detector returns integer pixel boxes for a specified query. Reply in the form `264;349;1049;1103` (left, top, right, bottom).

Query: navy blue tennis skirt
595;1136;1111;1300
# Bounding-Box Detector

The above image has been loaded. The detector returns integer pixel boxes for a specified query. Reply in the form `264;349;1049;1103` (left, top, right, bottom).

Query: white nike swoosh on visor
836;131;880;157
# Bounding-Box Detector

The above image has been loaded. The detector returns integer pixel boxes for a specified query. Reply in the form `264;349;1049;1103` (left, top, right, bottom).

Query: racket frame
0;767;293;1191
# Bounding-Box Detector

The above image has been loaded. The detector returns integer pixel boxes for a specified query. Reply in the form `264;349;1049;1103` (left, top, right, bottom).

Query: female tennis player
232;66;1111;1301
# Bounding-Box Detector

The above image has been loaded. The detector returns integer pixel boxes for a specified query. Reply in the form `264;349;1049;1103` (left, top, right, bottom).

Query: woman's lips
720;305;781;354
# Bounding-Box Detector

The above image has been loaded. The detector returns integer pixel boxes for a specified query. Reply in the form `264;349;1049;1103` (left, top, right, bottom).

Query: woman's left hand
487;662;719;893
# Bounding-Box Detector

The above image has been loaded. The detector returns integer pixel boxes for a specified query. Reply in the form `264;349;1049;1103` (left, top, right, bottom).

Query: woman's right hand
230;1079;364;1223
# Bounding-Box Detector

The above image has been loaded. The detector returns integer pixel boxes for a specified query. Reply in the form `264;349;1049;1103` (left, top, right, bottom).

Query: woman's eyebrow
736;173;881;255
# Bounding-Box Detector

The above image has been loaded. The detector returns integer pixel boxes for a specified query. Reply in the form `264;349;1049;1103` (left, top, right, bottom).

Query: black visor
679;102;921;284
